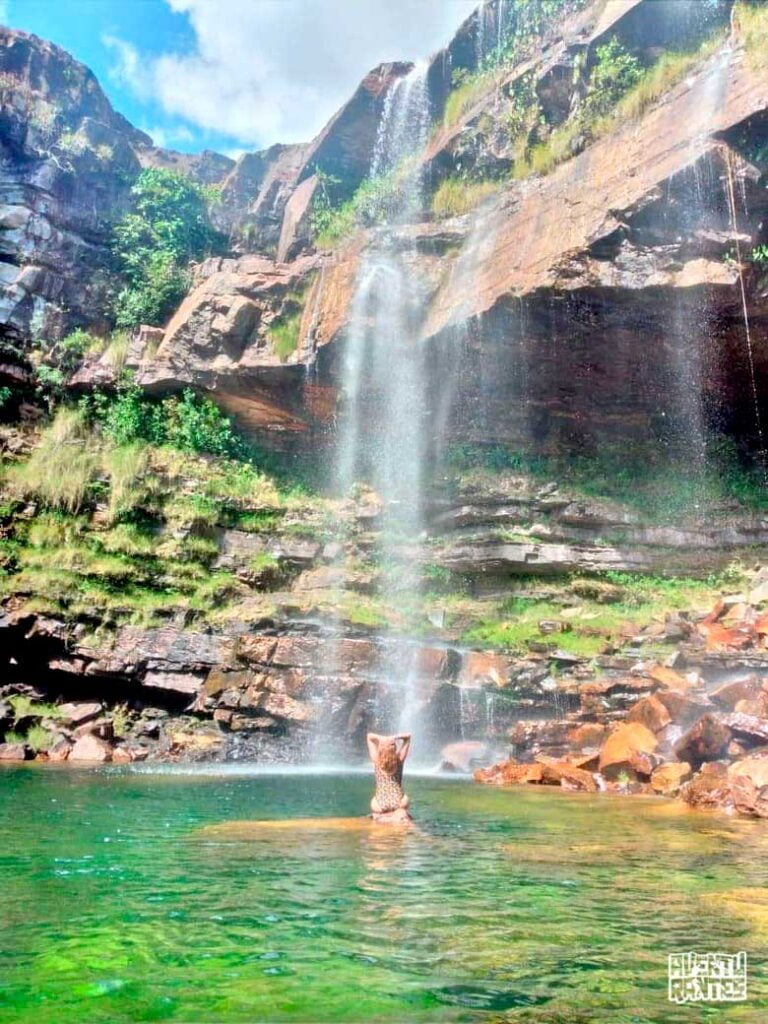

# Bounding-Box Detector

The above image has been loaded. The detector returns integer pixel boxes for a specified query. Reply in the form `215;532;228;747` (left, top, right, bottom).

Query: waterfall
660;41;731;501
723;147;768;482
319;63;436;763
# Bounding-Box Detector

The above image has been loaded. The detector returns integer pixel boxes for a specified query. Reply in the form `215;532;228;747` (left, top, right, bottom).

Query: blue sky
4;0;477;156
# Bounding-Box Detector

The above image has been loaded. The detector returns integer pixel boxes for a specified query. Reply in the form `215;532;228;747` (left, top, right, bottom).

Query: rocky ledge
475;588;768;818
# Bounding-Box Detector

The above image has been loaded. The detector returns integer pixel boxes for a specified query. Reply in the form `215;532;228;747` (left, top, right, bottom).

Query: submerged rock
441;740;492;773
680;762;732;812
0;742;28;761
650;762;692;796
728;758;768;818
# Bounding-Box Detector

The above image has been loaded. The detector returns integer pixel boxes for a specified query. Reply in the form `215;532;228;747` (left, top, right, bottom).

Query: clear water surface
1;764;767;1023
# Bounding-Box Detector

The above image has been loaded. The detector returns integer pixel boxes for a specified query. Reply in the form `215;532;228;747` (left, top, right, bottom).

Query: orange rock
648;664;692;691
474;760;542;785
0;742;28;761
627;694;671;733
569;752;600;772
598;722;658;779
728;758;768;818
735;696;768;717
567;722;607;749
681;762;732;811
537;758;597;792
47;739;72;762
697;621;753;652
460;651;510;687
651;762;692;795
656;690;709;725
711;676;763;710
236;636;278;666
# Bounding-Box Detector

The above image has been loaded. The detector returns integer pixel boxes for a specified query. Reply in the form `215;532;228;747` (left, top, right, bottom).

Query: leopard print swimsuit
374;757;404;812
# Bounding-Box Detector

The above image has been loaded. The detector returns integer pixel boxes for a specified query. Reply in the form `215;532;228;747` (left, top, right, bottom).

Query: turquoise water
1;765;768;1023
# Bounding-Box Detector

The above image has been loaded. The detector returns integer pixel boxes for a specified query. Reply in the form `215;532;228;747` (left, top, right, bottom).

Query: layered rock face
0;25;409;354
4;0;768;805
71;0;766;468
0;28;147;342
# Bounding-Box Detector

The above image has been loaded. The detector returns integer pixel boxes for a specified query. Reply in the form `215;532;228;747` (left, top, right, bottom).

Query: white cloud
104;34;148;96
138;122;195;149
105;0;477;149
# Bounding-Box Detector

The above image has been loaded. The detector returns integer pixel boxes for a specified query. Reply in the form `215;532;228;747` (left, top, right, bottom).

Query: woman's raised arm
366;732;381;763
398;734;411;763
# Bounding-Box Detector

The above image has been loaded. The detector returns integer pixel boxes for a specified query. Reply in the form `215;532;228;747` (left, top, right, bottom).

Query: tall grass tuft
103;443;147;521
9;408;99;513
443;70;501;128
512;31;725;181
269;313;302;362
734;0;768;73
431;177;501;218
102;330;130;373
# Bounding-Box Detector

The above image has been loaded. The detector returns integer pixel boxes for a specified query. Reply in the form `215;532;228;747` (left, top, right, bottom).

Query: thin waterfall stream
320;62;438;763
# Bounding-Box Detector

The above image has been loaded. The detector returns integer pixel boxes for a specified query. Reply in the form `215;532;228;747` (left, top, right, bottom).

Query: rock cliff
37;0;766;468
3;0;768;808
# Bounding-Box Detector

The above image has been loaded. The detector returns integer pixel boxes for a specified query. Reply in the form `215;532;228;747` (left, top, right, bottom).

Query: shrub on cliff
112;168;224;329
82;385;243;458
582;38;643;120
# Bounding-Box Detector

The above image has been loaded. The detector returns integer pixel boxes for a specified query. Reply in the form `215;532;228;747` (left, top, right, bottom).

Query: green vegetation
7;694;61;724
8;408;100;513
112;168;224;329
443;70;500;129
431;177;500;218
751;245;768;266
27;328;103;401
422;563;469;596
581;38;642;120
442;0;586;128
311;166;414;248
445;438;768;522
81;385;243;458
459;567;747;655
249;551;281;579
0;385;324;629
735;0;768;72
434;30;721;208
269;312;302;362
512;32;724;180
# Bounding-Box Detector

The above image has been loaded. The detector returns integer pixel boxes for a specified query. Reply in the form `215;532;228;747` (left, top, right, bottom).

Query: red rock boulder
537;758;598;792
627;694;671;733
0;742;28;761
598;722;659;779
673;715;731;768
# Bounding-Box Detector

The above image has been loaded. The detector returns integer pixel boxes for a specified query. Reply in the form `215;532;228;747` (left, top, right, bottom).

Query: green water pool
1;765;767;1023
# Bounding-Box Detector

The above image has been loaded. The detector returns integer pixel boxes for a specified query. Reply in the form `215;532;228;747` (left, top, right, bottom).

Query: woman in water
366;732;411;818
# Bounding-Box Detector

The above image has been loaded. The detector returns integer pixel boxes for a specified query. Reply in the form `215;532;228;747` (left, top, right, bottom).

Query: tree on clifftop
112;168;224;329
